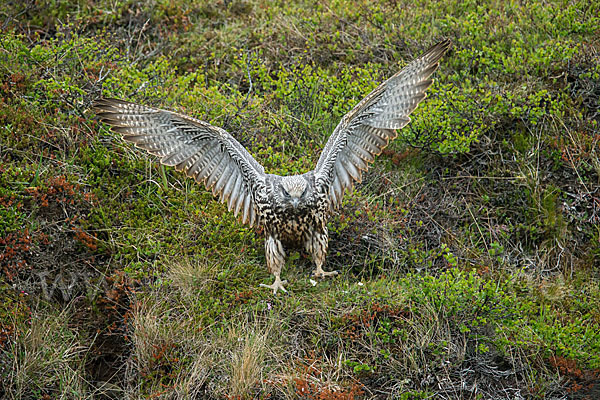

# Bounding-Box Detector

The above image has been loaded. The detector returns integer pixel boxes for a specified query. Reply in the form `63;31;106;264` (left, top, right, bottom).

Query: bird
94;39;451;294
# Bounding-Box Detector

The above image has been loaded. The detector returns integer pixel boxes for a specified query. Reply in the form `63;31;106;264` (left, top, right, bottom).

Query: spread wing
314;39;451;208
94;98;266;227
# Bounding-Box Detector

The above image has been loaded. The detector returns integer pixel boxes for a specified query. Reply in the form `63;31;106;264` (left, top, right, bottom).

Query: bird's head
279;175;308;211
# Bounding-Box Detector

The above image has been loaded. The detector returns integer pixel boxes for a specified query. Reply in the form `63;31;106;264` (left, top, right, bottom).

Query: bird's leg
306;228;338;278
259;273;287;295
259;236;288;295
312;262;338;278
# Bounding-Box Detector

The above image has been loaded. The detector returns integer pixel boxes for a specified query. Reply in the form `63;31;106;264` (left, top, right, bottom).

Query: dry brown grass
227;321;271;397
167;258;219;296
126;278;282;399
2;308;89;400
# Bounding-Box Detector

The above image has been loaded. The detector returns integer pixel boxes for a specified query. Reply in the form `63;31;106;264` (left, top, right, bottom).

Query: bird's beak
292;198;299;209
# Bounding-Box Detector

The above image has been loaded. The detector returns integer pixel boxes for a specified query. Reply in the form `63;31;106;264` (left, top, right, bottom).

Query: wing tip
93;97;129;113
93;97;157;118
424;38;453;63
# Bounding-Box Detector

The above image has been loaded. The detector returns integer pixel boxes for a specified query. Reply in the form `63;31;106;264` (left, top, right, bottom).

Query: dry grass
167;258;219;296
227;321;271;397
2;308;89;400
126;277;281;399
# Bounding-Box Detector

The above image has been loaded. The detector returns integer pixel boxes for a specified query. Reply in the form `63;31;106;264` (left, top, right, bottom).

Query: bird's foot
312;267;339;279
259;276;288;295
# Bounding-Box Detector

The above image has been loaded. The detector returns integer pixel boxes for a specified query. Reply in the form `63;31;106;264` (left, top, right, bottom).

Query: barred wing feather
314;39;451;208
94;98;265;227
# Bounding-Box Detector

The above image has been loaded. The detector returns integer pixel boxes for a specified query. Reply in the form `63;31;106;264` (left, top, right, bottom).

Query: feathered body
264;174;323;242
94;40;451;294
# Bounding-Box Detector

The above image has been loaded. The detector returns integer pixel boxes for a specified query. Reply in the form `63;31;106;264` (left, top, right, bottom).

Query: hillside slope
1;0;599;398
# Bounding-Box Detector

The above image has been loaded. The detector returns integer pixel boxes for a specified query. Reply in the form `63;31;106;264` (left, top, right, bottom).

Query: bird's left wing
313;39;451;209
94;98;266;227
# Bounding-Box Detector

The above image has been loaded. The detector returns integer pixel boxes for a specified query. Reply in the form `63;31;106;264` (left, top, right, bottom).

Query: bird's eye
281;186;289;197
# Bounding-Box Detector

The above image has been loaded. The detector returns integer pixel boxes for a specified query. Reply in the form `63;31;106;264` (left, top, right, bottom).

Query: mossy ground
1;0;599;398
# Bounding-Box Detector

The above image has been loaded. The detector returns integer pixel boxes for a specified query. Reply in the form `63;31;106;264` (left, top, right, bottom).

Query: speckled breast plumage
258;179;329;244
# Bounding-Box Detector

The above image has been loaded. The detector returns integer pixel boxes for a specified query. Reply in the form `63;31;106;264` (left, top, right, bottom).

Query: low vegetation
1;0;599;398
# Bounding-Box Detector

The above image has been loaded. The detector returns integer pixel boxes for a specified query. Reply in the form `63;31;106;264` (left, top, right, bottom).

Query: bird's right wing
313;39;451;209
94;98;266;227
